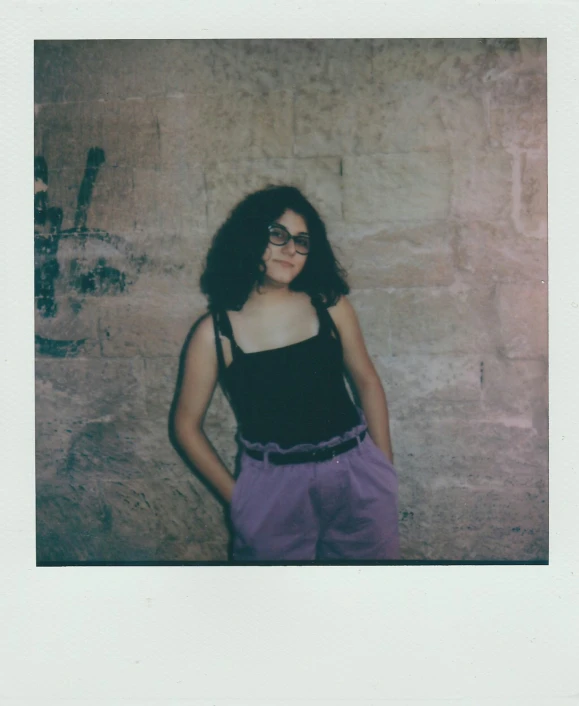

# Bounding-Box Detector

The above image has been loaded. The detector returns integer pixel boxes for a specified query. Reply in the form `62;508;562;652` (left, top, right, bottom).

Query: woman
174;185;399;561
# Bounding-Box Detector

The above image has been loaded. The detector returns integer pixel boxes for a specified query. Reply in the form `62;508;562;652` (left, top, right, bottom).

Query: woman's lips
275;260;294;268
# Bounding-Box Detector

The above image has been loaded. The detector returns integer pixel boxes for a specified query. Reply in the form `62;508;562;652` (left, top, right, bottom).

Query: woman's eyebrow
272;222;310;237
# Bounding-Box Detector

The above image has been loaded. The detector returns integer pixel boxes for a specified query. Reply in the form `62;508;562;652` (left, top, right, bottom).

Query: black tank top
212;299;360;448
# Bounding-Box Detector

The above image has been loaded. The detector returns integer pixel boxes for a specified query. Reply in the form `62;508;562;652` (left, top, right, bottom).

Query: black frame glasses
267;223;310;255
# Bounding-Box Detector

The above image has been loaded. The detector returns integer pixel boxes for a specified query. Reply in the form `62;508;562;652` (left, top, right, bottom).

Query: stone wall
34;39;548;563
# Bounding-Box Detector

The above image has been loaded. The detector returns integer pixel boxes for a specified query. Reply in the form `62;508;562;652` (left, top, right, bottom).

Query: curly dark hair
200;185;349;311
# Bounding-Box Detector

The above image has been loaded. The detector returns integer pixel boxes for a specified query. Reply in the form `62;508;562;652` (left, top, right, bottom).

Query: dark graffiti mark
34;156;48;226
69;257;126;296
35;334;87;358
34;146;142;356
35;149;110;319
74;147;106;231
34;258;60;318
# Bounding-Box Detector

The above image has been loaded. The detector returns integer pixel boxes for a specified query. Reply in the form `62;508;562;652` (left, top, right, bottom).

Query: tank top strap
212;309;242;369
311;297;343;353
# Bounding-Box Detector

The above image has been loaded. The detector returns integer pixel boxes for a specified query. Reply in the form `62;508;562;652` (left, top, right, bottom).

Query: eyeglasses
268;223;310;255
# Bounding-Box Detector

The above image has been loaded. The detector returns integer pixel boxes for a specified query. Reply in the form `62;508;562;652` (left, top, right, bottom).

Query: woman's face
262;209;309;287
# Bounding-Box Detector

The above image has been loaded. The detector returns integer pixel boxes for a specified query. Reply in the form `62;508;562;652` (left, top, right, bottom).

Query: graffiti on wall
34;147;143;357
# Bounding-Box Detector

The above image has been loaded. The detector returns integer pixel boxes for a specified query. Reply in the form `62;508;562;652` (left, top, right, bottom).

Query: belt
244;430;367;466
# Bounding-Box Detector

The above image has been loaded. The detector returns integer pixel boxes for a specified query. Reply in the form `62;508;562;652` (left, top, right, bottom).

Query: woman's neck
245;283;303;310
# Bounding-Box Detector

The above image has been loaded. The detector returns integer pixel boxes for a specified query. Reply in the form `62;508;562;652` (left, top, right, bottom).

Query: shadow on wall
167;313;238;561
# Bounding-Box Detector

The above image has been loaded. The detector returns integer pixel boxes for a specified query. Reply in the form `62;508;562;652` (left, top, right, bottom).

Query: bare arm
173;315;236;503
329;297;394;463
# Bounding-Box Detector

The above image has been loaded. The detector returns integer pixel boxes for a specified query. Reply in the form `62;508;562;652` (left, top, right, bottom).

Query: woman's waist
236;406;365;453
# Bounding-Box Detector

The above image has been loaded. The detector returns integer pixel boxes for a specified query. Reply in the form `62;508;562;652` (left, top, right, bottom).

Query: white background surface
1;1;577;704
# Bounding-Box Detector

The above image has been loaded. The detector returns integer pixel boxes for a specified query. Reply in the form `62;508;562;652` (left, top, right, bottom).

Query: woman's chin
262;272;295;289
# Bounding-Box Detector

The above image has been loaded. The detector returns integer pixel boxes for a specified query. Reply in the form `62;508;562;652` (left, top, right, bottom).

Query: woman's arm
329;297;394;463
173;315;236;503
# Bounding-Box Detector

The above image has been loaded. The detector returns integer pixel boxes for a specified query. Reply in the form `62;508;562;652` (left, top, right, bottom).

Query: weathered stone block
61;419;155;480
205;158;342;233
35;357;147;422
156;539;229;562
84;166;136;234
192;92;254;162
61;42;109;103
133;166;207;234
520;151;548;237
451;150;512;221
143;356;199;420
396;458;547;561
210;39;372;94
348;290;392;357
489;71;547;150
372;39;523;95
155;89;295;167
482;357;548;437
397;477;436;560
36;418;86;480
333;221;455;289
355;84;448;156
282;39;373;90
209;40;286;94
394;418;548;482
375;354;483;422
156;40;216;97
98;98;162;170
343;152;451;223
35;41;67;104
99;288;207;357
421;485;547;560
388;287;498;355
39;41;138;104
519;39;547;73
155;95;197;170
98;40;215;100
120;229;210;288
294;89;357;157
159;89;293;164
249;90;294;159
35;102;86;171
455;221;547;283
496;283;548;358
96;477;228;561
439;93;489;151
36;479;110;563
466;529;548;562
372;39;447;85
296;82;447;158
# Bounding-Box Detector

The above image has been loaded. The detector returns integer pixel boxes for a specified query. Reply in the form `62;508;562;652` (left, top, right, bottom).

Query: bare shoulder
185;312;216;358
193;312;215;342
327;295;357;326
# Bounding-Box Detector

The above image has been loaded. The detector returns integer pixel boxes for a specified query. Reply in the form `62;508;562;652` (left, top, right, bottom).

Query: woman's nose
281;237;296;254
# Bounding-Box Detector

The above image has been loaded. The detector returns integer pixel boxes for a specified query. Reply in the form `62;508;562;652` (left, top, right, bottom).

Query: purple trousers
230;422;400;561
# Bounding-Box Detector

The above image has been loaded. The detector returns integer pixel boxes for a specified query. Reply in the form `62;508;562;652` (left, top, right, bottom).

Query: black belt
244;430;367;466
